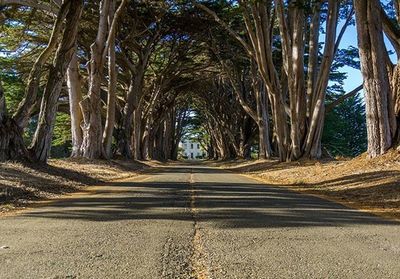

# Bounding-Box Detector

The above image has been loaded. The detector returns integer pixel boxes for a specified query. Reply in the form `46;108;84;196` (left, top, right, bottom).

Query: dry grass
0;158;149;213
211;151;400;220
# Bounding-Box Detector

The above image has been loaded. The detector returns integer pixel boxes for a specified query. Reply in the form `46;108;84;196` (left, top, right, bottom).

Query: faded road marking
189;171;211;279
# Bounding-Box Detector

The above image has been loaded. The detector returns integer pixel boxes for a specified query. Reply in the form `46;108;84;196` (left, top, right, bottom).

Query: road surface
1;164;399;278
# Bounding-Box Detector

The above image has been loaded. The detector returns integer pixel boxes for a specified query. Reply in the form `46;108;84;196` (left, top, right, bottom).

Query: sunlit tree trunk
80;0;126;159
103;0;116;159
80;0;110;159
67;50;83;158
354;0;393;157
303;0;339;158
0;1;73;162
12;2;70;129
30;0;84;162
275;0;306;160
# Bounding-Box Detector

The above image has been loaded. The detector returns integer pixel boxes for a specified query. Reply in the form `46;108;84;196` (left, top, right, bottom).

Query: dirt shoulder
0;158;157;214
208;151;400;220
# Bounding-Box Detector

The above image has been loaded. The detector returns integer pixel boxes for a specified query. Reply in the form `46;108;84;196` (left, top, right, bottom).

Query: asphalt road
1;164;399;279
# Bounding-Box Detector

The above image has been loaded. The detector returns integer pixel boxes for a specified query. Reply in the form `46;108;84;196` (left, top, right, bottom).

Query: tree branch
325;84;363;113
380;5;400;57
193;1;253;57
102;0;128;61
0;0;59;14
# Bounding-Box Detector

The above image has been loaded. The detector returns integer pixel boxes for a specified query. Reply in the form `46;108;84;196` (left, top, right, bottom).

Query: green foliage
322;93;367;157
52;113;71;146
50;112;72;158
0;57;25;114
181;109;210;149
1;6;53;115
22;118;35;148
21;112;72;158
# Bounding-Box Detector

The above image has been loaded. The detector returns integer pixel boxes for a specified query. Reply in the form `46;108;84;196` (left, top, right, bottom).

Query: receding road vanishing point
1;164;400;279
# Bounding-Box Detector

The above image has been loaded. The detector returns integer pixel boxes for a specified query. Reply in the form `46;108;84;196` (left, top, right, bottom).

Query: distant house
179;139;206;159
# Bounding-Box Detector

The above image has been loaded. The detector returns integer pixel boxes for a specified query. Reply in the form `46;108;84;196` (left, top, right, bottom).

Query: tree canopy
0;0;397;163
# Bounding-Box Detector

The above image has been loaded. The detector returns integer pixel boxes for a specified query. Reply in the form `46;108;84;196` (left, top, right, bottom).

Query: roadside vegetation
0;159;149;214
211;151;400;219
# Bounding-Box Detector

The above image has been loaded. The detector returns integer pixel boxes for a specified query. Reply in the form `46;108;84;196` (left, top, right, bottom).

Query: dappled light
23;166;396;228
1;0;400;278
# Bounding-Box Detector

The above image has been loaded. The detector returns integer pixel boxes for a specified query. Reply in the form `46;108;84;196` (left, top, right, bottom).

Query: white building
179;139;206;159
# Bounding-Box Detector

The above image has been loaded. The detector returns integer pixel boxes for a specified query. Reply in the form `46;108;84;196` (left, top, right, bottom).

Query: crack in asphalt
161;237;174;278
189;170;211;279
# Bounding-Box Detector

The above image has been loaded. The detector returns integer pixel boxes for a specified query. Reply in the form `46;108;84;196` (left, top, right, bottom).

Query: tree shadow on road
21;166;399;228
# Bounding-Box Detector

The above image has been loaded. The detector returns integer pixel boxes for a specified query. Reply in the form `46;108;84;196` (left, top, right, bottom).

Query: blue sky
337;24;362;93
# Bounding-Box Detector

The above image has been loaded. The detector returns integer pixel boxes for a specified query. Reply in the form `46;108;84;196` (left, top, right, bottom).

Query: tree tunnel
0;0;372;163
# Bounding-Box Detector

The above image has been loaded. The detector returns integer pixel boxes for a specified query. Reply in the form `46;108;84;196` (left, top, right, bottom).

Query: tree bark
80;0;126;159
303;0;339;158
119;66;145;158
276;0;306;160
103;0;117;159
12;1;70;129
67;50;83;157
80;0;111;159
0;80;29;161
132;104;142;160
306;0;322;118
30;0;84;162
354;0;393;157
254;73;272;159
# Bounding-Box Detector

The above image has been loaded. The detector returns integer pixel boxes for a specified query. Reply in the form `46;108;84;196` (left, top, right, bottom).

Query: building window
197;144;200;149
191;143;193;149
191;153;194;159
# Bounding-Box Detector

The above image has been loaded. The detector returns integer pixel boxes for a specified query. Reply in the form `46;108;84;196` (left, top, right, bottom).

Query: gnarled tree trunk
0;80;29;161
30;0;84;162
80;0;127;159
12;2;70;129
354;0;393;157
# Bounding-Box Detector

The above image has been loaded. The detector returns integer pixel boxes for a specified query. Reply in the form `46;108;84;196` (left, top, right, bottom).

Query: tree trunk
12;1;70;129
132;104;142;160
306;0;322;118
141;128;150;159
103;0;116;159
255;77;272;159
119;65;145;158
270;92;289;161
67;50;83;158
303;0;338;159
276;0;306;160
0;80;29;161
80;0;126;159
0;81;5;124
354;0;393;157
30;0;83;162
80;0;111;159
